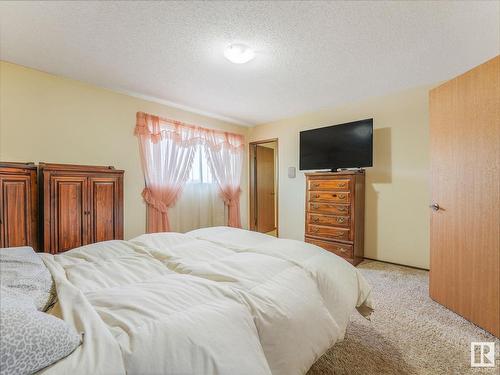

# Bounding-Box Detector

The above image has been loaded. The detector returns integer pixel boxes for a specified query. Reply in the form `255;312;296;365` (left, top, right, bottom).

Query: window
169;143;225;232
186;144;214;184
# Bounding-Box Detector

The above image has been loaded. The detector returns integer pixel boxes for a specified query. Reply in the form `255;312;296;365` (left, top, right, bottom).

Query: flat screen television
299;119;373;171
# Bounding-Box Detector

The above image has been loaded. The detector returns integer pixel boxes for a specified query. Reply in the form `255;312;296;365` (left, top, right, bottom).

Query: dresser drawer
308;202;350;215
305;237;354;259
308;191;350;203
308;179;350;191
307;213;350;227
306;225;350;241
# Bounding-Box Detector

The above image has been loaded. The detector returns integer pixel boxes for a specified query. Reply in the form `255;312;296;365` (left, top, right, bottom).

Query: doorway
249;139;278;237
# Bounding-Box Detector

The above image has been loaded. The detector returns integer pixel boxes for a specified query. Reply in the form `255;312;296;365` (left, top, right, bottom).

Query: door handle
430;203;440;211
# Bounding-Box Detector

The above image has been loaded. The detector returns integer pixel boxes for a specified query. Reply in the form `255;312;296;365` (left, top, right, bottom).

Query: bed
36;227;372;375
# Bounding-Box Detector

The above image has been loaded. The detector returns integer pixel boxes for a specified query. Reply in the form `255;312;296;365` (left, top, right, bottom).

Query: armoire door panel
52;177;88;252
89;177;119;243
41;163;124;253
0;176;30;247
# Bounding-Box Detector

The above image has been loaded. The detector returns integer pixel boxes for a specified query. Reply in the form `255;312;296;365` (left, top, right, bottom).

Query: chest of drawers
304;171;365;265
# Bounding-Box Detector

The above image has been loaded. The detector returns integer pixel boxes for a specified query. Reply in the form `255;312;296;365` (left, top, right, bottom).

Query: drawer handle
338;183;346;187
312;183;320;188
312;217;319;222
337;206;347;211
312;228;320;233
312;204;319;209
314;193;320;198
337;194;346;199
337;217;345;223
332;232;344;237
339;247;347;253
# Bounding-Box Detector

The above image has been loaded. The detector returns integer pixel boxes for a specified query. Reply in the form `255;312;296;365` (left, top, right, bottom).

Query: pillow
0;247;55;311
0;289;81;375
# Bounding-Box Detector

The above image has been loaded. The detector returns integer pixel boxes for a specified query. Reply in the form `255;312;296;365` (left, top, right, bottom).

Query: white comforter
40;227;373;375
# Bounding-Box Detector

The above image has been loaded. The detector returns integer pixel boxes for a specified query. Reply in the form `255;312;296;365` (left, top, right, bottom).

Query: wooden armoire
40;163;124;253
429;56;499;337
0;162;38;249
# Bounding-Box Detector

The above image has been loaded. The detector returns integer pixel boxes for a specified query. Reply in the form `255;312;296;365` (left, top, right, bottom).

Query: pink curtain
135;112;198;232
204;131;244;228
135;112;245;232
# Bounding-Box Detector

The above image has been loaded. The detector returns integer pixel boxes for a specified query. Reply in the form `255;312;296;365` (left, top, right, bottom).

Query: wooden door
89;176;123;243
256;145;276;233
429;56;499;337
0;175;32;247
49;176;89;253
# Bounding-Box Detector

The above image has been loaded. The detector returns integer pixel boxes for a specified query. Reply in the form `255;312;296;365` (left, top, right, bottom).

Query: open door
250;140;278;236
429;56;499;337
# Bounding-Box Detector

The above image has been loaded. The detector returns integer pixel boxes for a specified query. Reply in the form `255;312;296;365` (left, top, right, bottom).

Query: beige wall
0;61;249;239
0;61;432;268
249;85;433;269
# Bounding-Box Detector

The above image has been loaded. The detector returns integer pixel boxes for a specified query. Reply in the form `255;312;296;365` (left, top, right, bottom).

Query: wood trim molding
38;162;123;173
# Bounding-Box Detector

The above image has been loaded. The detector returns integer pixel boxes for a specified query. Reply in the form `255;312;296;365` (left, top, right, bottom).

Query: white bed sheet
39;227;372;375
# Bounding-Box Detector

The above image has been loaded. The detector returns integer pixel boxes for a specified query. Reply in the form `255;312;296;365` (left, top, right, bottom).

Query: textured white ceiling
0;1;498;126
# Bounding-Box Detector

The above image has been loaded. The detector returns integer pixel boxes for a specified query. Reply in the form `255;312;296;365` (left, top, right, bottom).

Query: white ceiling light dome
224;43;255;64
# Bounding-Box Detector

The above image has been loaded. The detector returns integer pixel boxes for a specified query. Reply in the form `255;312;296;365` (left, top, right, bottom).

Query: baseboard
362;257;430;271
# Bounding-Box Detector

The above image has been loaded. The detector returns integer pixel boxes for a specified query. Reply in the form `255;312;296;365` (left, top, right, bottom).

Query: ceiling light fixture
224;43;255;64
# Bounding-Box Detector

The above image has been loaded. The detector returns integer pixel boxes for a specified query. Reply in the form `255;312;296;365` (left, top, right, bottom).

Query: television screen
299;119;373;171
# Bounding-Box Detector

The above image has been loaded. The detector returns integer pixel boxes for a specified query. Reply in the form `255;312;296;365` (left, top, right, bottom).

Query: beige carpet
307;260;499;374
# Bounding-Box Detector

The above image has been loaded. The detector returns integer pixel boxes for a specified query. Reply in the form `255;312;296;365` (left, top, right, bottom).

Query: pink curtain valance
135;111;244;232
135;112;244;151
